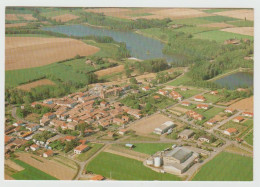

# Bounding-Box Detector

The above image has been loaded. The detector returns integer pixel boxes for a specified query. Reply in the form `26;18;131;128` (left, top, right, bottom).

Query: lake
42;24;175;62
214;72;253;89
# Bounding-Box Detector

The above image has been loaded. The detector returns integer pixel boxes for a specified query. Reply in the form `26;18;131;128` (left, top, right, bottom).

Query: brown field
199;22;234;28
17;79;56;91
221;27;254;36
210;112;228;122
95;65;124;77
217;98;241;106
5;14;19;20
85;8;212;20
5;37;99;70
5;159;24;172
214;9;254;21
18;14;37;21
229;96;253;113
5;23;28;28
52;14;79;22
172;106;188;113
128;113;172;135
16;152;77;180
5;174;14;180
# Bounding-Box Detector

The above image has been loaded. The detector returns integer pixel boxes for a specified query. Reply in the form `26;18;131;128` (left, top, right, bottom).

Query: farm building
178;129;194;140
5;135;15;145
224;128;238;136
194;95;206;102
232;116;244;123
30;144;39;151
118;129;128;135
43;150;54;158
153;121;175;135
74;144;90;154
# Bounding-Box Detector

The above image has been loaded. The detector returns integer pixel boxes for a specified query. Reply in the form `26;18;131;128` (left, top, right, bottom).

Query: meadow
11;159;58;180
192;152;253;181
86;152;181;181
197;15;238;23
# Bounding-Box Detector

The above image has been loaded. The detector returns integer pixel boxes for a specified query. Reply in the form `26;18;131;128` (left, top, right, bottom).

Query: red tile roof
74;144;88;151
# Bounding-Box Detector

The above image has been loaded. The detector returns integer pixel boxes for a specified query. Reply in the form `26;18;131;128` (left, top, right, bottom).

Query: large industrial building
146;146;198;175
153;121;175;135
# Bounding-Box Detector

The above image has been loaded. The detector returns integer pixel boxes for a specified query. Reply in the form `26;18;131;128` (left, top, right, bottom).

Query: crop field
197;15;238;23
15;152;77;180
192;152;253;181
198;22;234;28
221;27;254;36
229;20;254;27
230;96;253;113
128;114;172;135
86;152;181;180
76;143;104;162
5;37;99;70
201;107;224;119
193;30;253;43
214;9;254;21
95;65;124;78
51;14;80;22
131;143;173;155
11;159;57;180
174;26;219;34
202;9;234;13
5;23;28;28
5;14;20;21
17;79;56;91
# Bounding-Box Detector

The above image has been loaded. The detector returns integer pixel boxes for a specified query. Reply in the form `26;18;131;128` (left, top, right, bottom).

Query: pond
42;24;175;62
213;72;253;89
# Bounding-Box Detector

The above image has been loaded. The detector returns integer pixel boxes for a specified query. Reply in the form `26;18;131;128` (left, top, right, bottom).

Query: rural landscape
4;7;254;181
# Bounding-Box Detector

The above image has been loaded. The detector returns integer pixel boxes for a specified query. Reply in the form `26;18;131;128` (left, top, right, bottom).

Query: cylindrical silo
154;157;162;167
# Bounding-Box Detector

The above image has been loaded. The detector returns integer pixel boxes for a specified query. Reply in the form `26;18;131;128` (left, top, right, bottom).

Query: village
5;77;254;180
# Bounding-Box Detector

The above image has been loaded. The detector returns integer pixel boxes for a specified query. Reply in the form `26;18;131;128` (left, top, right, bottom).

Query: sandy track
95;65;124;77
16;152;77;180
229;96;253;113
52;14;79;22
221;27;254;36
5;37;99;70
214;9;254;21
5;23;28;28
128;113;172;135
17;79;56;91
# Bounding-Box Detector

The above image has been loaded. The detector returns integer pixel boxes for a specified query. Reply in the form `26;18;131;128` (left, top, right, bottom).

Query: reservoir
42;24;175;62
214;72;253;89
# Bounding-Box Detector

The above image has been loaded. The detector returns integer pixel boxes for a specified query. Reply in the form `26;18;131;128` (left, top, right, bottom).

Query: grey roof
165;147;192;161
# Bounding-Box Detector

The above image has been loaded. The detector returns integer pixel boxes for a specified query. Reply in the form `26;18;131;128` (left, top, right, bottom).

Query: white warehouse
154;121;175;135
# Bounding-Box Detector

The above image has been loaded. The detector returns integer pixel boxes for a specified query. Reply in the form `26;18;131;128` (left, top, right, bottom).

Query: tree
130;77;138;84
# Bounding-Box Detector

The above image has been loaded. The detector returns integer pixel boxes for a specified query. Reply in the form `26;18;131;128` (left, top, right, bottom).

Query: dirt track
5;37;99;70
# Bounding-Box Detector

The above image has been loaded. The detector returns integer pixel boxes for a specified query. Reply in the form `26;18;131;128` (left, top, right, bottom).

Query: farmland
5;37;99;70
86;152;181;180
221;27;254;36
11;159;58;180
17;79;56;91
192;152;253;181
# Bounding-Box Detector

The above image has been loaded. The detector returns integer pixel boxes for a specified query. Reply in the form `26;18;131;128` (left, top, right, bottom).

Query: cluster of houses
186;110;204;121
157;88;183;101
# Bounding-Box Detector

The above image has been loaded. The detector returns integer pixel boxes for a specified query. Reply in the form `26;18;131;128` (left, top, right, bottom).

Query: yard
11;159;58;180
192;151;253;181
86;152;181;181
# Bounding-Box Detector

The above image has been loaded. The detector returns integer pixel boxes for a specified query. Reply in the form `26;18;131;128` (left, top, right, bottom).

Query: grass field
175;88;202;99
86;152;181;180
244;131;253;146
194;30;253;43
85;40;119;58
192;152;253;181
76;143;104;162
132;143;173;155
202;9;233;13
167;74;192;86
198;15;238;23
174;26;219;34
203;93;221;103
169;18;213;25
11;159;58;180
228;20;254;27
201;107;224;119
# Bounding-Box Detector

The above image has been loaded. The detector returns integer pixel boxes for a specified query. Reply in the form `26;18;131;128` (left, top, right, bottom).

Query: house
170;91;183;101
43;150;54;158
186;110;204;121
74;144;89;154
198;136;211;143
113;118;125;125
242;112;253;118
127;109;142;119
84;129;94;136
224;128;237;136
64;136;76;142
194;95;206;102
118;129;128;135
30;144;39;151
158;89;168;96
181;102;191;107
107;131;115;138
90;175;104;181
40;117;51;126
13;121;25;127
43;113;56;120
233;116;244;123
142;86;150;92
5;135;15;145
210;91;218;95
206;119;217;126
196;104;209;110
100;101;108;108
153;95;160;99
67;122;78;130
225;108;235;114
26;124;40;132
178;129;194;140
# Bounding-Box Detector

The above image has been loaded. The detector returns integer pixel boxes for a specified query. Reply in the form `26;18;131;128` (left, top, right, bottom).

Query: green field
194;30;253;43
192;152;253;181
174;26;219;34
86;152;181;180
169;18;213;25
129;13;154;17
76;143;104;162
198;15;238;23
244;131;253;146
167;74;192;86
228;20;254;27
40;8;84;18
11;159;58;180
201;107;224;119
203;93;221;103
132;143;173;155
202;9;233;13
175;88;203;99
